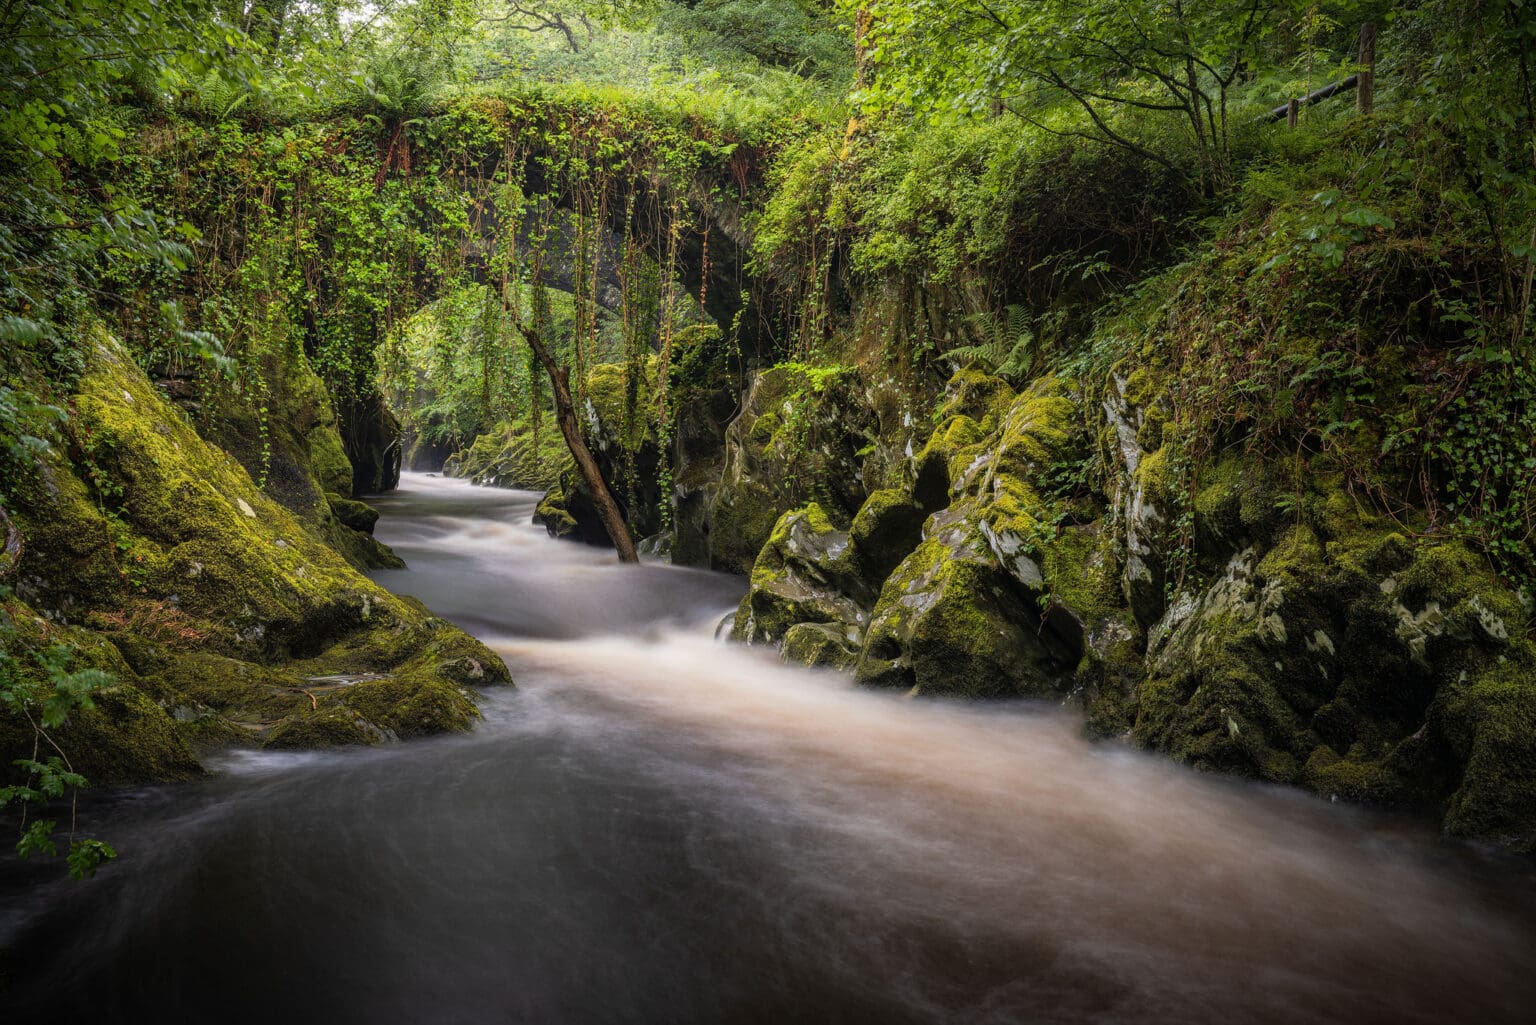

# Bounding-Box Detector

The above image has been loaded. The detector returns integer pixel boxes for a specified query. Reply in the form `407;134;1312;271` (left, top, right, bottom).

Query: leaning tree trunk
515;321;640;564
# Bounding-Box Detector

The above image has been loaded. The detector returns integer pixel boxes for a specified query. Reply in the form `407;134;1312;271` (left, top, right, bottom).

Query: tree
477;0;653;53
850;0;1293;188
504;292;642;563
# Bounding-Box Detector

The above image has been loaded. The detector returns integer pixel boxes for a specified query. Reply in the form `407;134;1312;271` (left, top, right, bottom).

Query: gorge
3;1;1536;1020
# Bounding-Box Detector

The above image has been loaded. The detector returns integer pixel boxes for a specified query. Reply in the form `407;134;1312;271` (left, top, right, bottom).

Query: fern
947;304;1035;384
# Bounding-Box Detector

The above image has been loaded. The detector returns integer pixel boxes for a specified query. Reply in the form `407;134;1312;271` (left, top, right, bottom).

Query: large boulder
731;503;868;646
855;515;1076;696
693;364;880;575
445;417;570;492
1;332;511;784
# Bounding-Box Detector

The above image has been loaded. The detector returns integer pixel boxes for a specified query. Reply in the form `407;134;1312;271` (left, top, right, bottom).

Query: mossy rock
988;376;1082;481
264;707;384;749
309;424;354;499
912;415;984;511
534;482;580;540
781;622;862;671
702;363;880;574
0;615;203;785
1423;653;1536;851
856;527;1074;698
935;368;1016;429
732;503;867;645
1302;746;1409;805
327;494;381;535
1190;450;1286;560
123;644;309;722
336;673;479;740
449;418;570;491
4;332;513;775
1076;612;1146;738
848;488;925;585
323;516;406;572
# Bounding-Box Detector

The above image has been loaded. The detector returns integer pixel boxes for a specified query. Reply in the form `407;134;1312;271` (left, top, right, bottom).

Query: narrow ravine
3;473;1534;1025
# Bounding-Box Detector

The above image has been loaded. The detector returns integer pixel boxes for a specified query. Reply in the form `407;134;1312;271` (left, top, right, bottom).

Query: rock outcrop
727;363;1536;850
0;332;511;784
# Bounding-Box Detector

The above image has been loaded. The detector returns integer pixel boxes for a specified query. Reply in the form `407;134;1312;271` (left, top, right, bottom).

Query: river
2;472;1534;1024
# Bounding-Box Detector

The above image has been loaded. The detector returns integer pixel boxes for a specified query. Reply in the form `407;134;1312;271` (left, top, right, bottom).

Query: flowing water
3;472;1535;1024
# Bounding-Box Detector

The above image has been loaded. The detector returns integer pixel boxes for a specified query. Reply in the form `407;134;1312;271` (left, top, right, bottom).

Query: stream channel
3;472;1535;1024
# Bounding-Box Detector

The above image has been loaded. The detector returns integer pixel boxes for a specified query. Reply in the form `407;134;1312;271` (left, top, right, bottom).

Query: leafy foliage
0;592;118;879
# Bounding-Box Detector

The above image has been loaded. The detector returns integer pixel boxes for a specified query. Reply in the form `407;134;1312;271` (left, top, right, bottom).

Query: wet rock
340;390;402;496
856;515;1076;697
697;364;878;575
732;503;867;646
1;332;510;779
326;494;381;535
848;488;925;584
782;622;863;671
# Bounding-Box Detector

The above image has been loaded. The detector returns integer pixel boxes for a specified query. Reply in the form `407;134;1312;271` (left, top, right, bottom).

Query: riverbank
4;474;1534;1024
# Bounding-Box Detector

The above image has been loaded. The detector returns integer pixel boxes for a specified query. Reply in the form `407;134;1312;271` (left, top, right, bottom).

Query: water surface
3;472;1534;1024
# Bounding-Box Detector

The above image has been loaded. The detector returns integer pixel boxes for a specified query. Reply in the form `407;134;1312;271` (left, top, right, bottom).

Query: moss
1396;543;1524;644
48;686;206;783
1042;524;1119;627
327;495;380;535
1433;653;1536;851
913;415;983;511
264;707;380;749
338;672;479;739
323;516;406;572
1133;443;1179;509
701;361;881;574
990;376;1078;479
781;622;861;671
1303;746;1406;804
848;487;925;585
710;485;782;576
584;359;657;454
1134;657;1306;784
534;483;578;538
747;409;782;445
1077;612;1146;737
309;425;354;498
6;332;512;767
451;418;570;491
143;646;308;722
936;368;1016;429
734;503;865;643
856;533;1070;697
0;622;204;785
1120;365;1164;408
1191;450;1283;557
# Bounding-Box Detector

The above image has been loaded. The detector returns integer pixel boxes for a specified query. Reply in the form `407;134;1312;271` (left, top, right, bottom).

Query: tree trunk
1357;22;1377;115
516;320;640;564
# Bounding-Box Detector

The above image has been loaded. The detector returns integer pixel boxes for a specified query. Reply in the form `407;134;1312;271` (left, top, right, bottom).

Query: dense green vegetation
3;0;1536;867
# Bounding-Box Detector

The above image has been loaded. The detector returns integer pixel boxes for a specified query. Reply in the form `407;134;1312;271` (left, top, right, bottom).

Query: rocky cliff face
0;331;510;784
727;364;1536;850
461;323;1535;851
